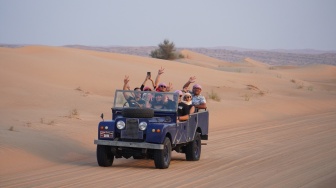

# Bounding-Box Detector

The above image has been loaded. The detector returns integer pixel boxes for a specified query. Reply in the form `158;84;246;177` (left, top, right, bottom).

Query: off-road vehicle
94;90;209;169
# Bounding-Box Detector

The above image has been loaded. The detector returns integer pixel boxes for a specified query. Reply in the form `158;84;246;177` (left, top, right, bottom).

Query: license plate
100;131;113;138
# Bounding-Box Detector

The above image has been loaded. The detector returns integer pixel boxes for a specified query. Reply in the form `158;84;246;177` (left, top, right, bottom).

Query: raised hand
189;76;196;83
124;75;130;85
166;82;173;92
158;67;165;75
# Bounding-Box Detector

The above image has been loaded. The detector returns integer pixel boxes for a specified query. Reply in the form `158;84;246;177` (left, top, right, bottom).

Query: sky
1;0;336;50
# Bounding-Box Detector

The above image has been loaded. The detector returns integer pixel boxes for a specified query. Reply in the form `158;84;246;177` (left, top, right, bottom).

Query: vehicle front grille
121;118;143;139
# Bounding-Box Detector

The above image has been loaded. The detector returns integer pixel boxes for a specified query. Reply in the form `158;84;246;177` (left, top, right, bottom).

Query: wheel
185;133;201;161
154;137;172;169
122;107;154;118
96;145;114;167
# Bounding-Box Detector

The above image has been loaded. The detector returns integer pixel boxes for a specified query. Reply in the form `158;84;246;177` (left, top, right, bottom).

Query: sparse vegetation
48;120;55;125
68;108;80;119
207;90;221;102
75;86;90;96
297;82;304;89
25;122;32;127
243;93;251;101
242;84;269;101
150;39;183;60
40;118;55;125
246;84;268;96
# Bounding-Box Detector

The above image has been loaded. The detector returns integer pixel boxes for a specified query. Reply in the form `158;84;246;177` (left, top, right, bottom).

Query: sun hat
193;84;202;89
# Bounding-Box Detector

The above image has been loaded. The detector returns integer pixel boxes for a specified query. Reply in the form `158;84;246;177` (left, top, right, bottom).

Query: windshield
113;90;178;112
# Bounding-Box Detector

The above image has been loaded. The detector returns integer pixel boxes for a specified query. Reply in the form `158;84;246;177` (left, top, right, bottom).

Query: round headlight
116;120;125;129
139;122;147;131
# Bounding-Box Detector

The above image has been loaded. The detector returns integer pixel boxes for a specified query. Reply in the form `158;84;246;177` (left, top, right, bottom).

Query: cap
193;84;202;89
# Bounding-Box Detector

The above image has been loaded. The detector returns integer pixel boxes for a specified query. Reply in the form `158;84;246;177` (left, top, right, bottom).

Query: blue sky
1;0;335;50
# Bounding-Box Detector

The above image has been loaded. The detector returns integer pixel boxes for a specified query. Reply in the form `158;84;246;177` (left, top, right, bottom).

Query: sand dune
1;46;336;187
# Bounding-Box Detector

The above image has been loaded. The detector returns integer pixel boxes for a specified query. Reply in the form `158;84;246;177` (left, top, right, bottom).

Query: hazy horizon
1;0;336;51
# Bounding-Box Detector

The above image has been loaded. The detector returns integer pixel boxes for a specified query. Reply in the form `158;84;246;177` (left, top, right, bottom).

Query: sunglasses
159;85;166;88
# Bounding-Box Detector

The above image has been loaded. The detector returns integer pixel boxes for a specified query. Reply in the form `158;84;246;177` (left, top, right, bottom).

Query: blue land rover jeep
94;90;209;169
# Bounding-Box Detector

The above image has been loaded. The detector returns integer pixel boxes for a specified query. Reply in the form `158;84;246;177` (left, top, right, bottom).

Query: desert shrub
150;39;183;60
208;90;221;102
68;109;79;118
243;93;252;101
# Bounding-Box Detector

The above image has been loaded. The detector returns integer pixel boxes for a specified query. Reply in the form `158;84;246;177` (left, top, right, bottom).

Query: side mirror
100;113;104;121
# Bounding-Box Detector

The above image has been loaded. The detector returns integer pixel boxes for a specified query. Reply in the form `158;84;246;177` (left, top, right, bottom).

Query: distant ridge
211;46;336;54
1;44;335;66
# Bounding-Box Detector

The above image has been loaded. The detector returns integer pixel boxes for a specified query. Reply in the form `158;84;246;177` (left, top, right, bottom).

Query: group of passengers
122;67;206;121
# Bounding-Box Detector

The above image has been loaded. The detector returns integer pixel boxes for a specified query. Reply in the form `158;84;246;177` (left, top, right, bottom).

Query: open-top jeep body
94;90;209;169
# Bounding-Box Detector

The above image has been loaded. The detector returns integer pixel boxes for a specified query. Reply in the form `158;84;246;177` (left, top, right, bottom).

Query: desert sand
1;46;336;187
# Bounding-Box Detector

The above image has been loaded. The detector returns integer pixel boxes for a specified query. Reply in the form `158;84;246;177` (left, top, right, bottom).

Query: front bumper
94;140;164;150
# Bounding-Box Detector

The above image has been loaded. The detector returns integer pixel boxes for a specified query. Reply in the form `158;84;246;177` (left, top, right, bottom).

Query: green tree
150;39;181;60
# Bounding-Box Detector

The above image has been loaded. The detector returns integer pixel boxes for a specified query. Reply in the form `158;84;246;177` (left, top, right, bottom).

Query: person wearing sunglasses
175;90;191;121
182;77;207;111
183;92;195;114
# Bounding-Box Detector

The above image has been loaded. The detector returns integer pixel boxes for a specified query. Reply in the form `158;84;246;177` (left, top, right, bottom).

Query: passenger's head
183;92;192;101
192;84;202;95
154;93;163;102
174;90;183;102
143;86;152;91
157;83;167;92
133;87;141;98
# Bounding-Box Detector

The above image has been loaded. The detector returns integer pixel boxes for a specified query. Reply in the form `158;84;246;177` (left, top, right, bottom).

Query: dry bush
8;126;14;131
75;86;90;96
40;118;55;125
75;87;83;91
68;109;80;119
246;84;267;96
207;90;221;102
243;93;252;101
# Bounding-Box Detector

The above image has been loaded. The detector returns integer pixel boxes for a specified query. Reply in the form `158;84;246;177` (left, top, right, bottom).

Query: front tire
185;133;201;161
97;145;114;167
154;137;172;169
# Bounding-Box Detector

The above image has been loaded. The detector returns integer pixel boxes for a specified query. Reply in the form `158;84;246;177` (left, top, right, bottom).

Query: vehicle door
186;113;198;142
174;121;188;144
